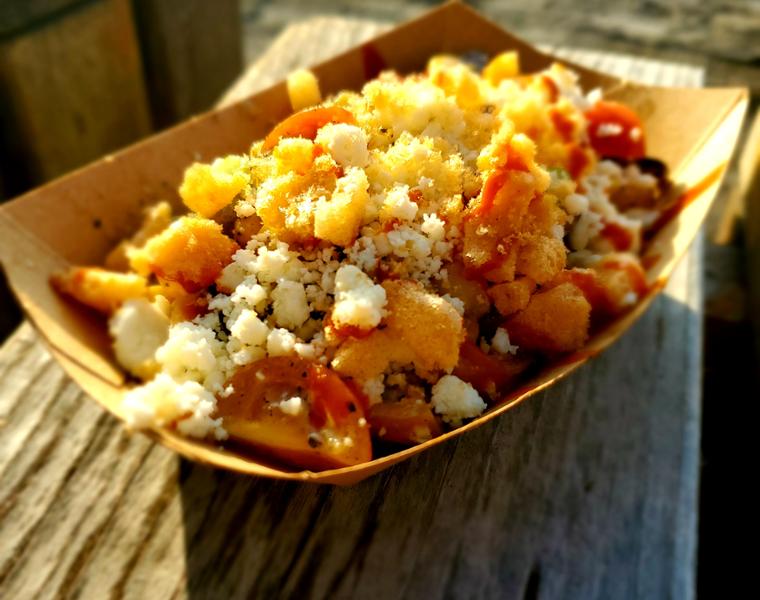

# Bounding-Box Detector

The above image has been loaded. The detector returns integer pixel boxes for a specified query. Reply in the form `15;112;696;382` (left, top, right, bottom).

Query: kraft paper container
0;3;748;485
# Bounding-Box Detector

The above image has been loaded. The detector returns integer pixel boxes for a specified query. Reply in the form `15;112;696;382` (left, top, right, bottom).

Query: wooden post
131;0;242;128
0;0;152;188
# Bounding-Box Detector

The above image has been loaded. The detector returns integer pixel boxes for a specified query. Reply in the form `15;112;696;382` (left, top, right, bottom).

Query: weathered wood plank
0;18;704;600
0;0;151;184
132;0;243;128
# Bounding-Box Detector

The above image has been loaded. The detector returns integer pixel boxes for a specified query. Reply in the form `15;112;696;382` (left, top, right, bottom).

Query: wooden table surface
0;17;704;600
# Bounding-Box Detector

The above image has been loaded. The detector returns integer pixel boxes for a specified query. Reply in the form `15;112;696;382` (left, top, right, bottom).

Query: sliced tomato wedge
454;340;532;399
584;100;645;160
262;106;356;151
216;357;371;470
368;399;442;445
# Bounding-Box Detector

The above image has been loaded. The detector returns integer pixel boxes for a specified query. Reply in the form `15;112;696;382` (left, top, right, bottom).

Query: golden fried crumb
179;155;248;217
507;282;590;353
51;267;147;314
488;277;536;316
516;234;566;284
136;216;238;292
332;280;463;379
105;201;172;272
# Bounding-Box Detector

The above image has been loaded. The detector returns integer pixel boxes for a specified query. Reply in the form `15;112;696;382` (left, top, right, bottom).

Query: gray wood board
0;17;704;600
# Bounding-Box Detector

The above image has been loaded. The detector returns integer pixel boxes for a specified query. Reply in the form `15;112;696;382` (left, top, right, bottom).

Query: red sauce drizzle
646;162;726;239
600;220;634;251
550;109;575;143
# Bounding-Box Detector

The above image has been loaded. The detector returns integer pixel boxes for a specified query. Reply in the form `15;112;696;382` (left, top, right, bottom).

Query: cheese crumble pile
53;52;668;468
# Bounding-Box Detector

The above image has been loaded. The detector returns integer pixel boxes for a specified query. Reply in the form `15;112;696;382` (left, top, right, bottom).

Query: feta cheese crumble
331;265;387;329
431;375;487;426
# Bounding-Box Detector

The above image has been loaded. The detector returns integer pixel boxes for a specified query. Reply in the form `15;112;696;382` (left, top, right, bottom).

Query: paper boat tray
0;3;747;484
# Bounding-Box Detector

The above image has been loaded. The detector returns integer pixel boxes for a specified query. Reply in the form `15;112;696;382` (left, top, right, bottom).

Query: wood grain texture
0;0;151;183
0;17;704;600
132;0;243;128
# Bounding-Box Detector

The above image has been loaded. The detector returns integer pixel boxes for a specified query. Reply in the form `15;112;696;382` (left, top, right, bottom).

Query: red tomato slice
216;357;371;470
584;100;645;160
262;107;356;151
453;340;532;399
368;399;442;445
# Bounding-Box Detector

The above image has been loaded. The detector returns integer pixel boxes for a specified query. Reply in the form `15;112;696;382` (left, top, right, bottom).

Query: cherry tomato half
585;100;645;160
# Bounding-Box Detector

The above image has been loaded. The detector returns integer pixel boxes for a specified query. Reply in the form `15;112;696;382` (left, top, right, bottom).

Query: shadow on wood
178;290;701;600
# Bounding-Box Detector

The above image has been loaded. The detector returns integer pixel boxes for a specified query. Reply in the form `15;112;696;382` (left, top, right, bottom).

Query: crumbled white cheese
109;298;170;380
156;322;227;385
492;328;519;355
122;373;227;440
332;265;387;329
420;212;446;242
431;375;487;426
380;184;418;222
229;308;269;347
231;277;268;310
315;123;369;168
562;193;589;216
267;327;297;356
271;280;310;329
441;294;465;316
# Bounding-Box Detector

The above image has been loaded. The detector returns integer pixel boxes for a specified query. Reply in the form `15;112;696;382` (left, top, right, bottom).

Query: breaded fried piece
314;167;368;246
179;155;248;218
134;216;238;292
515;234;566;284
506;282;590;353
442;262;491;318
488;276;536;316
549;253;647;316
51;267;147;314
331;280;463;380
105;201;172;272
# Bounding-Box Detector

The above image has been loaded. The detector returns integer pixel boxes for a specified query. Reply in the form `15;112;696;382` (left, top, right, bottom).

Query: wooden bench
0;17;703;599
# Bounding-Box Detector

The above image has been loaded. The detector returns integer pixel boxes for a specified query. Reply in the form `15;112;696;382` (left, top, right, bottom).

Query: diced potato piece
332;280;463;380
287;68;322;111
179;155;248;217
506;283;590;353
51;267;147;314
483;51;520;85
105;201;172;271
488;277;536;316
516;235;566;284
428;55;483;109
314;167;368;246
138;215;238;292
443;262;491;318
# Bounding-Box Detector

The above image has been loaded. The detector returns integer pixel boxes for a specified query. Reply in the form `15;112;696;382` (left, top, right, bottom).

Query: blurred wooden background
0;1;758;595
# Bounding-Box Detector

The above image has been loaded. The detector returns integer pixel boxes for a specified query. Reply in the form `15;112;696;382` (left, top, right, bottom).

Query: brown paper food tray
0;3;747;485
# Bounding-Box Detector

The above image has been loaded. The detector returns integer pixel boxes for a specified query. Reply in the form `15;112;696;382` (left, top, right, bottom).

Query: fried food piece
51;267;147;314
287;68;322;111
515;234;566;284
482;51;520;85
442;261;491;318
463;133;550;273
549;253;647;316
488;277;536;317
314;167;368;246
135;216;238;292
506;282;590;353
331;280;463;380
105;201;172;272
179;155;248;218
